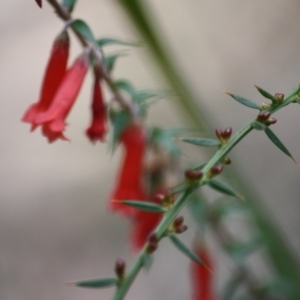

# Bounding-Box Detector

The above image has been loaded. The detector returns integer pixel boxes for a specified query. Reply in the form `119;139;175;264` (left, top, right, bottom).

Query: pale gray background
0;1;300;299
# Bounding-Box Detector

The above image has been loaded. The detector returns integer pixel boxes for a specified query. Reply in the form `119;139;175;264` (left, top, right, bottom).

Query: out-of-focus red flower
109;123;147;217
22;31;69;131
35;52;89;142
130;190;165;251
86;69;107;143
191;242;216;300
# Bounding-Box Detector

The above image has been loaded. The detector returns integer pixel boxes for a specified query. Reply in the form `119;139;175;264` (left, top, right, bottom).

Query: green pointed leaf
285;84;300;100
251;121;266;131
72;277;117;288
104;52;128;73
206;179;243;200
61;0;77;12
255;85;276;102
226;92;261;110
120;200;166;213
179;137;220;147
296;98;300;105
71;20;96;44
264;127;295;161
169;234;205;265
141;253;153;270
113;80;136;97
97;37;142;48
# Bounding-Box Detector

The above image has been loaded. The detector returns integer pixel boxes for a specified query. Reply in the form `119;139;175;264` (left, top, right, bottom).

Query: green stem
112;117;264;300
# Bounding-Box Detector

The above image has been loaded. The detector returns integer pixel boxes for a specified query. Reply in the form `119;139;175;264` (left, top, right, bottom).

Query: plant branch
112;95;299;299
46;0;134;113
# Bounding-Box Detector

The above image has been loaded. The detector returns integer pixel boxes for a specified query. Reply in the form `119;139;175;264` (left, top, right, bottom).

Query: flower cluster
22;32;107;143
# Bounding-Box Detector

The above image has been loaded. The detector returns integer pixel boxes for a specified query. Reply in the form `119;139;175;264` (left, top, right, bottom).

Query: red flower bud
209;165;223;177
115;257;126;279
223;127;232;138
185;169;203;180
256;111;270;122
35;52;89;142
173;216;184;227
22;31;69;131
175;224;188;234
191;242;216;300
147;233;159;254
86;69;107;143
109;123;148;217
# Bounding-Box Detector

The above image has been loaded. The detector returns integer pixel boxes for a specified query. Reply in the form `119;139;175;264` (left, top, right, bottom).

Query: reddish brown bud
174;216;184;227
275;93;284;102
115;258;126;279
265;118;277;125
154;193;166;203
256;111;271;122
210;165;223;176
215;129;223;139
175;224;188;234
185;169;203;180
223;127;232;138
147;233;158;253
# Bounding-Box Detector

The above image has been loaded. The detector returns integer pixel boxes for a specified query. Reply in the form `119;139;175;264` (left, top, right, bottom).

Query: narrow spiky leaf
120;200;166;213
169;235;205;265
296;99;300;105
255;85;276;102
71;20;96;44
264;127;295;161
72;277;117;288
97;37;142;48
206;180;243;200
225;92;261;110
61;0;77;12
179;137;220;147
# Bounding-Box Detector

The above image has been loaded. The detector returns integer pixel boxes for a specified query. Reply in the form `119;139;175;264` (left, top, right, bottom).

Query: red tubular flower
85;69;107;143
22;31;69;131
191;242;216;300
109;123;147;217
35;52;89;142
130;190;165;251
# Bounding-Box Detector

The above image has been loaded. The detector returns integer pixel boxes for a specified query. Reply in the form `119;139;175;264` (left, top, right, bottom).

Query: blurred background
0;1;300;299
